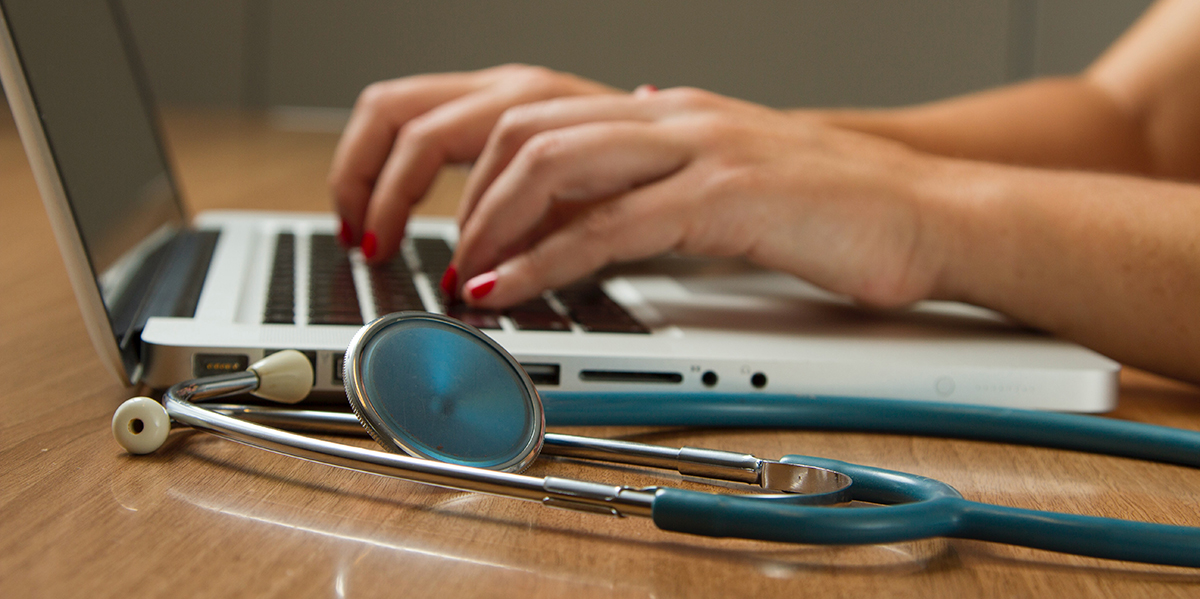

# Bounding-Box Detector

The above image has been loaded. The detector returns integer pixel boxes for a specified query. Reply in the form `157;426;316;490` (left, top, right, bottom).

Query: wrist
907;156;1007;306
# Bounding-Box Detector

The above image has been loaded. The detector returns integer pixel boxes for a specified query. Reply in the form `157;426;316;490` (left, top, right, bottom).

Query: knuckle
327;174;359;204
493;105;539;149
492;62;532;75
516;131;568;175
513;64;555;84
355;81;394;114
509;65;571;95
395;115;440;154
517;245;554;281
578;202;625;245
681;113;736;147
704;162;758;198
663;86;717;109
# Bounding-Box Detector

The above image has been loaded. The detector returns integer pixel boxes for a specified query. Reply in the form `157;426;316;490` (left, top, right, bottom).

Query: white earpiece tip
112;397;171;454
248;350;313;404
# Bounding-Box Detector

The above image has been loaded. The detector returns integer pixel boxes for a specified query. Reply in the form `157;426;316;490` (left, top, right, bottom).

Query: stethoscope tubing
542;392;1200;566
656;456;1200;568
542;392;1200;468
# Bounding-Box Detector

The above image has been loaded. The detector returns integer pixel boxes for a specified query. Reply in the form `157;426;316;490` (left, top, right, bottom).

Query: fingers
454;120;692;292
358;84;545;262
461;176;693;308
457;93;667;228
330;65;621;263
329;72;490;244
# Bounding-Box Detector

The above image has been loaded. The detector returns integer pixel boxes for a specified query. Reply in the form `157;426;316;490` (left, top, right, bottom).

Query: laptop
0;0;1120;412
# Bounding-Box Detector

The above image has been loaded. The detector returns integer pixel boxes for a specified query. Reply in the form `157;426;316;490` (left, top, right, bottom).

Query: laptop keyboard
263;233;296;324
308;234;365;326
265;232;647;333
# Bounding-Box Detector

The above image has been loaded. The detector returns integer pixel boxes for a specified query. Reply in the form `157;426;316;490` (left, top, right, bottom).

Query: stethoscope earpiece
112;349;314;454
247;350;313;403
112;396;170;454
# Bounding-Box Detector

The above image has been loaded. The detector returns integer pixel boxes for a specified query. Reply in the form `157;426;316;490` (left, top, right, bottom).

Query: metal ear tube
112;330;852;521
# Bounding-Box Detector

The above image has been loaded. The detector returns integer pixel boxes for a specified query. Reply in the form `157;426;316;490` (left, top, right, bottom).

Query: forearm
922;158;1200;382
806;76;1150;175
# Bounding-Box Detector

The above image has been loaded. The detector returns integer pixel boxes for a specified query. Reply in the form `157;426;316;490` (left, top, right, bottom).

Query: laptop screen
1;0;185;374
1;0;183;281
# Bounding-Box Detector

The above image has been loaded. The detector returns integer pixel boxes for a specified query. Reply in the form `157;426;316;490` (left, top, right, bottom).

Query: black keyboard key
508;311;572;331
412;237;457;308
263;233;295;324
412;237;453;276
555;281;648;334
369;252;426;314
445;305;502;330
263;310;294;324
310;313;367;326
309;234;363;326
506;297;571;332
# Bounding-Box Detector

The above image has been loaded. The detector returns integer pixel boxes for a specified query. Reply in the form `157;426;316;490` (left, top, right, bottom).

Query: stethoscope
113;312;1200;568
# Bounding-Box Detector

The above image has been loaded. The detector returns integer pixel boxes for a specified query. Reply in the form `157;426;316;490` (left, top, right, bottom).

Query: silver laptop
0;0;1120;411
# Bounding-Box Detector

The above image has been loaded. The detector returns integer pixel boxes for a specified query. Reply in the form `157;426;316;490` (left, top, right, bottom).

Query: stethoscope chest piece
343;312;545;473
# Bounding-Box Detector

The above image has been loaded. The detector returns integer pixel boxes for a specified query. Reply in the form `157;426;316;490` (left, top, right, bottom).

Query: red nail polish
440;266;458;297
361;230;378;259
338;219;353;246
465;271;497;301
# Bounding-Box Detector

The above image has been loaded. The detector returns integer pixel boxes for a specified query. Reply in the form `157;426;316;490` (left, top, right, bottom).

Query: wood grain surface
2;110;1200;599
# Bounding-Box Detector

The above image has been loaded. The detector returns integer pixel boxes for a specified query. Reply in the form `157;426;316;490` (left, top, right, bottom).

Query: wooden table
3;110;1200;598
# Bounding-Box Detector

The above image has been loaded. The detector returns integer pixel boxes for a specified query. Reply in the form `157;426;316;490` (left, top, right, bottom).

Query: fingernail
439;266;458;297
338;219;353;246
361;230;378;259
634;84;658;96
464;271;497;301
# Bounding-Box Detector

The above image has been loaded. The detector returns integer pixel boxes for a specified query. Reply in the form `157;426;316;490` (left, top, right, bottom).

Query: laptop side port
193;353;248;378
333;354;345;384
521;363;561;386
579;370;683;384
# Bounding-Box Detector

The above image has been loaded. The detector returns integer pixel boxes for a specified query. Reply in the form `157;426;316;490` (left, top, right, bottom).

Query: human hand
449;87;953;309
328;64;619;262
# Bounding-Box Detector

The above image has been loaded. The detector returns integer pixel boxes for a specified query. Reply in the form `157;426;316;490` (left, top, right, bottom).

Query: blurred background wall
118;0;1152;114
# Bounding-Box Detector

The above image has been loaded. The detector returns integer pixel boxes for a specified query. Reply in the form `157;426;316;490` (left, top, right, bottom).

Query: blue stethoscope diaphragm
343;312;545;473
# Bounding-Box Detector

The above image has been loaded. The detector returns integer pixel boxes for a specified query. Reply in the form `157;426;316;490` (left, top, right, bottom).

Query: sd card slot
579;370;683;384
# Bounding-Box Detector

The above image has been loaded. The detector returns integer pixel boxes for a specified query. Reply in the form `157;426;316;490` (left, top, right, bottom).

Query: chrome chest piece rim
343;311;545;473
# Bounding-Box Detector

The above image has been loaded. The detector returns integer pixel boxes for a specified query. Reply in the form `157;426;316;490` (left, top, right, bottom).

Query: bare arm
924;160;1200;383
814;0;1200;180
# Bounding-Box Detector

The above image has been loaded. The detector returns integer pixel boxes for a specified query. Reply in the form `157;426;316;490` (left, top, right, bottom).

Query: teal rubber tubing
650;456;1200;567
653;490;1200;568
541;392;1200;468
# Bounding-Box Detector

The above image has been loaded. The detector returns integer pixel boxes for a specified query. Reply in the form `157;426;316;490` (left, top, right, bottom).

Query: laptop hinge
118;229;220;369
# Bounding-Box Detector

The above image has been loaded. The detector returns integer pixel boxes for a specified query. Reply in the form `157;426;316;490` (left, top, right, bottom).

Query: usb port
521;363;561;386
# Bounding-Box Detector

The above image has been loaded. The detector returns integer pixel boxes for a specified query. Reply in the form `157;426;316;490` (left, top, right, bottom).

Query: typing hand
329;64;618;263
448;87;950;310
